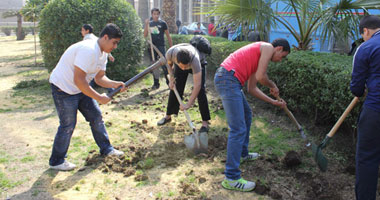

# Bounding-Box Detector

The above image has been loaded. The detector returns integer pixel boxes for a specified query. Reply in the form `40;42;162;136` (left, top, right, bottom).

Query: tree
22;0;49;66
2;10;25;40
39;0;145;81
205;0;380;50
202;0;275;41
162;0;177;34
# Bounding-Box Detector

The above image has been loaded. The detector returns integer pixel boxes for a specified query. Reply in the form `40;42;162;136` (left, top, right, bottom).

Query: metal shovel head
184;130;208;155
312;142;328;172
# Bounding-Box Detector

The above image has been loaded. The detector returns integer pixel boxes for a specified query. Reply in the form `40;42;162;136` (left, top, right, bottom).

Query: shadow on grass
9;162;102;200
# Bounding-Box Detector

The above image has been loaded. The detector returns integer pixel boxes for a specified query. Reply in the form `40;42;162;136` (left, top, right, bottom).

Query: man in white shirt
49;23;126;171
81;24;114;62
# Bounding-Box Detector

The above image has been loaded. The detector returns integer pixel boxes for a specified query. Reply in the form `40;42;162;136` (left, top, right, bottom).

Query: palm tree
201;0;275;41
205;0;380;50
162;0;177;33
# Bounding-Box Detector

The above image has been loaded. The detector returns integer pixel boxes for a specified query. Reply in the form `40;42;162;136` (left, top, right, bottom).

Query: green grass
250;117;296;157
0;151;12;164
0;171;22;192
0;108;12;113
20;155;36;163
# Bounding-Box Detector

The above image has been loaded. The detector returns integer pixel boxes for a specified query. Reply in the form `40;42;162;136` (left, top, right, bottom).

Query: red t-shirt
221;42;262;85
208;24;216;36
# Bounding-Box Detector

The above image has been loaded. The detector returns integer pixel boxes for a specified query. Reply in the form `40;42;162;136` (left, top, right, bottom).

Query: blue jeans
214;67;252;180
355;105;380;200
49;84;114;166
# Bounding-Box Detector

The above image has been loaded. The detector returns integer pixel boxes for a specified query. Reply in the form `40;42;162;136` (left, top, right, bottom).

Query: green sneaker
221;178;256;192
241;152;260;163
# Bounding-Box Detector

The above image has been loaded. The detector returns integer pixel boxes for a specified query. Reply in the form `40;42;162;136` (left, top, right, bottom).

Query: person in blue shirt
350;15;380;200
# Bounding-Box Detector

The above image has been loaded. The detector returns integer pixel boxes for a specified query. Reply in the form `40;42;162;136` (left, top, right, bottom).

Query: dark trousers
355;105;380;200
149;45;169;85
166;64;210;122
49;84;114;166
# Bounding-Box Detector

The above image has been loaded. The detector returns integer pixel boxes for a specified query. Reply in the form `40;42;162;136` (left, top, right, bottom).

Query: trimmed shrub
39;0;144;81
1;27;12;36
268;51;360;128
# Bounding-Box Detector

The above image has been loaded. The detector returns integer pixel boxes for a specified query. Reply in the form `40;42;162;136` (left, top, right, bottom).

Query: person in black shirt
144;8;173;90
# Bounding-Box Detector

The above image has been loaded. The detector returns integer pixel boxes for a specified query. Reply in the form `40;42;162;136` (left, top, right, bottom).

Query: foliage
21;0;49;22
1;27;12;36
200;0;274;41
268;50;361;127
39;0;144;81
204;0;380;50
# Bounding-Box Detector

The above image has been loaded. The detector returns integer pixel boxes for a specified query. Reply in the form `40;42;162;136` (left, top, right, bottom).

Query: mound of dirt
84;145;148;176
283;150;302;168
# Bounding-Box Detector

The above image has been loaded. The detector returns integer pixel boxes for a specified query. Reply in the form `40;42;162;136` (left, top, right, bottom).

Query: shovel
312;97;359;172
171;86;208;154
276;96;310;146
107;57;166;98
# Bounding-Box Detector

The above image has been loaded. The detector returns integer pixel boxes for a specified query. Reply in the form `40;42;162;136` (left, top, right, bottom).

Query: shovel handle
276;97;302;130
106;57;166;98
326;97;359;138
172;86;196;130
147;24;155;61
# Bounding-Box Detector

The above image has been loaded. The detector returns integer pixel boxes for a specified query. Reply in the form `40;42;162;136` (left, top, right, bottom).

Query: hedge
170;34;359;130
39;0;144;81
269;51;360;128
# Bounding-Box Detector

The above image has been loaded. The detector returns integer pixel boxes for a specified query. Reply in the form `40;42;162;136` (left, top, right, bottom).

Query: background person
144;8;173;90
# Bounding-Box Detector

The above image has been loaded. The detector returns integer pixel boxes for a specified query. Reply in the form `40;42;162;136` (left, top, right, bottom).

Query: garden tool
107;57;166;98
276;96;310;146
147;40;208;154
312;97;359;172
147;23;155;62
172;86;208;154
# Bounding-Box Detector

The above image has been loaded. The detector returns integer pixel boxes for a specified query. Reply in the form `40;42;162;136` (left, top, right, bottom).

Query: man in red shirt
214;38;289;191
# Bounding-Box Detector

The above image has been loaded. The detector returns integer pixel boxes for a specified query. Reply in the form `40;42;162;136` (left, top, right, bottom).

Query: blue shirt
351;30;380;112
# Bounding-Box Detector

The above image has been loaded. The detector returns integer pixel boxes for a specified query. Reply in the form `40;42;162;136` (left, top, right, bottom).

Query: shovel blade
312;142;328;172
184;131;208;154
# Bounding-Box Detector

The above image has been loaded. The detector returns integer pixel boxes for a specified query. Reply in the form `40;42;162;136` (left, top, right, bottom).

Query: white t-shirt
49;39;108;95
83;33;98;41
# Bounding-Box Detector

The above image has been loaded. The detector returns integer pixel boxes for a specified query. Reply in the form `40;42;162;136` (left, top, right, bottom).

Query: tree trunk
126;0;134;8
16;13;24;40
162;0;176;34
138;0;150;24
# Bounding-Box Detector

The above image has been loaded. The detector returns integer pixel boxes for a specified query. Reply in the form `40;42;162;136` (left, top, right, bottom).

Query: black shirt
149;19;168;47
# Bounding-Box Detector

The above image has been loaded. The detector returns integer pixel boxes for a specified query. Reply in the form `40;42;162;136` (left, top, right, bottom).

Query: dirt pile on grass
84;145;148;177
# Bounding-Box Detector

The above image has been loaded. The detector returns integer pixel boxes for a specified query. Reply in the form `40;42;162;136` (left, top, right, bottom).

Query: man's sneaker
241;152;260;163
221;178;256;192
107;149;124;156
199;126;209;133
50;161;76;171
157;117;171;126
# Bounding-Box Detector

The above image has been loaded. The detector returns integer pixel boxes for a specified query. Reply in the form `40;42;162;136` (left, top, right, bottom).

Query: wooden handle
326;97;359;137
147;24;155;61
172;86;196;130
276;97;302;130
